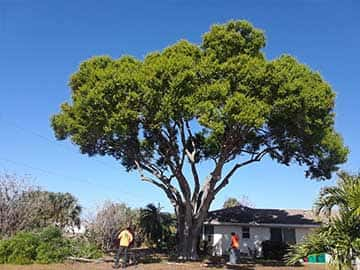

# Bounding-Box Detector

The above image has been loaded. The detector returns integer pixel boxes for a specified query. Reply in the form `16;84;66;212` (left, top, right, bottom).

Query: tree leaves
51;19;348;184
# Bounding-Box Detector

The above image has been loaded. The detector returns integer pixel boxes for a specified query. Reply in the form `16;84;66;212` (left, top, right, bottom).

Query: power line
0;115;121;172
0;157;143;203
0;116;167;207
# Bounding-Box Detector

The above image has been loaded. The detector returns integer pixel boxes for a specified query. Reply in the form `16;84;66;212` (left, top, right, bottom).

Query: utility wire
0;115;121;172
0;116;164;206
0;157;145;204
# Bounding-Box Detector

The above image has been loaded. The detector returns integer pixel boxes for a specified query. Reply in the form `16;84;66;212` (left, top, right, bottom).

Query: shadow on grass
138;255;162;264
225;265;255;270
254;259;303;267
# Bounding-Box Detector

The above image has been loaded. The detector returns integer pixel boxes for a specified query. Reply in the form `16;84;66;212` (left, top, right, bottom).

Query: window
270;228;282;242
283;228;296;244
270;228;296;244
203;225;214;235
242;227;250;238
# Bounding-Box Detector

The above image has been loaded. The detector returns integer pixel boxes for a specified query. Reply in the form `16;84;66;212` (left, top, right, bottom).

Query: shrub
262;240;289;260
0;226;103;264
6;232;39;264
0;240;10;264
35;227;71;264
36;240;71;264
69;239;102;259
38;226;63;242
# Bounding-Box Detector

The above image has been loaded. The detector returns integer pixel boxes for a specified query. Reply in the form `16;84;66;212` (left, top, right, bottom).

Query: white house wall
210;225;314;256
212;225;270;256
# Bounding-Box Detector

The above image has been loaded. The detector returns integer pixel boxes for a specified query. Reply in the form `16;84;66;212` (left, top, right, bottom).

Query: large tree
51;20;348;259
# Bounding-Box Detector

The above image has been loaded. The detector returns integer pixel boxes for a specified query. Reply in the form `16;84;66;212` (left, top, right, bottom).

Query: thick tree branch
177;119;200;204
134;160;182;206
154;128;192;202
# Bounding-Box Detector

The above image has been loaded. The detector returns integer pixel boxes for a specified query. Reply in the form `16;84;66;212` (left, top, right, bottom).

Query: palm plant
49;192;82;229
287;211;360;269
315;171;360;217
139;203;174;249
287;171;360;269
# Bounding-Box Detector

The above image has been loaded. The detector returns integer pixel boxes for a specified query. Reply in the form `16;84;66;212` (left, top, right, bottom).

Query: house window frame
270;227;296;244
282;228;296;244
242;226;250;239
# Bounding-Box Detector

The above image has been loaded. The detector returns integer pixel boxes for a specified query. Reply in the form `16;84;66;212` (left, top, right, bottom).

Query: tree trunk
176;204;209;260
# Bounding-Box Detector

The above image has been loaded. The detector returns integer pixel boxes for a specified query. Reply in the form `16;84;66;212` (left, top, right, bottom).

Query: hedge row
0;227;102;264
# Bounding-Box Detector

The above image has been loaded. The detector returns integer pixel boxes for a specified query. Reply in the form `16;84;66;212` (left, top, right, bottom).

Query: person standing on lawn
229;232;240;264
113;226;134;269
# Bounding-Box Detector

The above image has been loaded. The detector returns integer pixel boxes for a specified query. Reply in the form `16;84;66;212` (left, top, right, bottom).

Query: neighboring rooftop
206;206;320;226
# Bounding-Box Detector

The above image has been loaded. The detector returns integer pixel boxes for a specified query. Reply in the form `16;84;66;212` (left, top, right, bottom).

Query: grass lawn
0;262;327;270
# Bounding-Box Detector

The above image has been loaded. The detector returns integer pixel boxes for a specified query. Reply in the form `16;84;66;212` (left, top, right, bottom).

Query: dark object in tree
51;20;348;260
262;240;289;261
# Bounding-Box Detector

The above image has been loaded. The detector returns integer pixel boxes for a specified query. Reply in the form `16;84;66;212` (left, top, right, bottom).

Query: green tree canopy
223;198;241;208
21;191;82;230
51;20;348;259
223;196;254;208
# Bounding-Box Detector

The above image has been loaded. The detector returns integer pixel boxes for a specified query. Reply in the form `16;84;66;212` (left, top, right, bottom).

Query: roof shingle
207;206;320;226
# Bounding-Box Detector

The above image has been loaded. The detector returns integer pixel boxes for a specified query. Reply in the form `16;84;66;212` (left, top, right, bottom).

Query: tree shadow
224;264;255;270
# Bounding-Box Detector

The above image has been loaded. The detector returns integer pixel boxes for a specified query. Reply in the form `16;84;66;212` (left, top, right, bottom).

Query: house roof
206;206;320;226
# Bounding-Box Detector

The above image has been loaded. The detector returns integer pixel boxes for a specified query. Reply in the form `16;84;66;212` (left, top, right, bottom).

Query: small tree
223;198;240;208
51;20;348;259
315;171;360;217
85;201;139;251
0;173;82;237
20;191;82;230
0;173;37;236
223;195;254;208
139;203;174;249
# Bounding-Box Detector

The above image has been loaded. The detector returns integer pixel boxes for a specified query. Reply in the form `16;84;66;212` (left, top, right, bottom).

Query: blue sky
0;0;359;214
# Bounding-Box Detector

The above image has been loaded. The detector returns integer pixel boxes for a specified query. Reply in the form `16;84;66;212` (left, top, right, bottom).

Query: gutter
203;221;320;228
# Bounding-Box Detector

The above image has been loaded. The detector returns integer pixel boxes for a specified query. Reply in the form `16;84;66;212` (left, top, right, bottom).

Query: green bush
36;240;71;264
0;226;103;264
70;239;102;259
0;240;11;264
7;232;39;264
35;227;71;264
38;226;63;242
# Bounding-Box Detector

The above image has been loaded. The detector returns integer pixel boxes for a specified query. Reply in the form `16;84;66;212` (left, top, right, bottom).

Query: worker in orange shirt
229;232;240;264
113;227;134;269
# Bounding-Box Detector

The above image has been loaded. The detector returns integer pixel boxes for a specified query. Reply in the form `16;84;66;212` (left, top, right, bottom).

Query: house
202;205;320;256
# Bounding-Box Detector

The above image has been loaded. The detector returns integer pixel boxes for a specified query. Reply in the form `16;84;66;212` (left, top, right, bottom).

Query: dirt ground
0;262;327;270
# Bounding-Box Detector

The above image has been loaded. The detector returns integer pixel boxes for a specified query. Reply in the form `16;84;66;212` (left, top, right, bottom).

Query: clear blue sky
1;0;359;214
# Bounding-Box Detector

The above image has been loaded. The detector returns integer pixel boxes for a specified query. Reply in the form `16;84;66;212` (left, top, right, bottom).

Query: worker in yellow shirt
113;227;134;269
